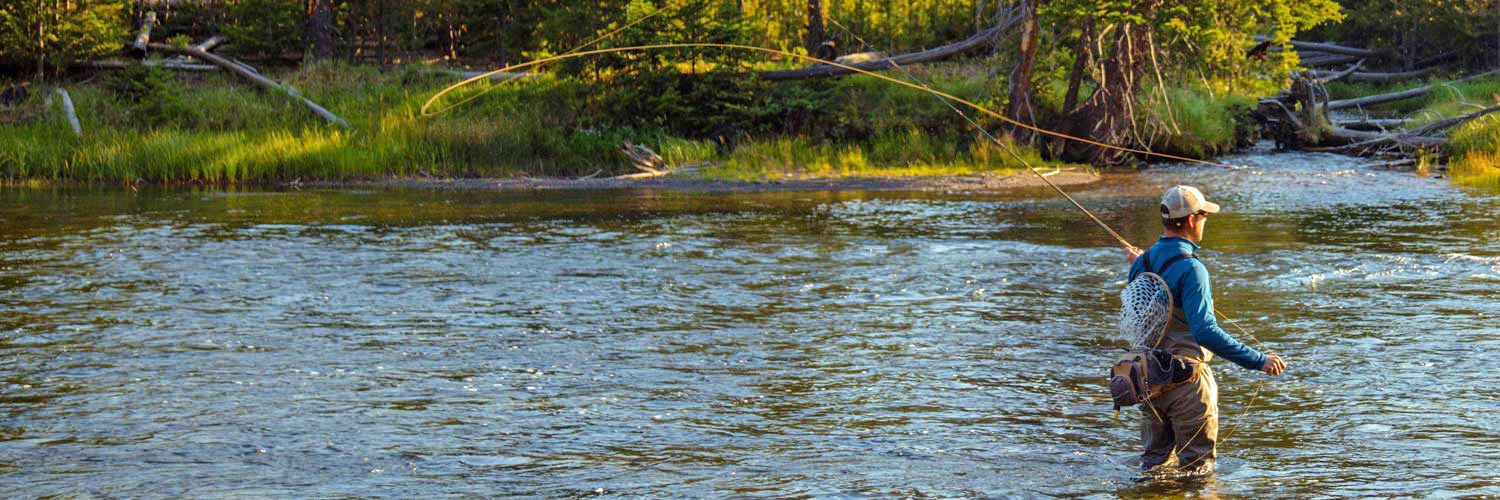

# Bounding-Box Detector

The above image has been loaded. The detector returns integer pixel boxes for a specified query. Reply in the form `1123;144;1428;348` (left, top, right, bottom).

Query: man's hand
1260;354;1287;376
1125;245;1142;264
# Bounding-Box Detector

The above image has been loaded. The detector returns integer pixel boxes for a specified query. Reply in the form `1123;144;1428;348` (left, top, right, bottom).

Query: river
3;146;1499;498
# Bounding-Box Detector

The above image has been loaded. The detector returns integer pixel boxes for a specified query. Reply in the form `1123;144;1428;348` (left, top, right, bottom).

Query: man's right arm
1179;263;1268;371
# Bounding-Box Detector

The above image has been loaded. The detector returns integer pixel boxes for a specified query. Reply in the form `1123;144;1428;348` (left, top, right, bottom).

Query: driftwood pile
1257;37;1500;164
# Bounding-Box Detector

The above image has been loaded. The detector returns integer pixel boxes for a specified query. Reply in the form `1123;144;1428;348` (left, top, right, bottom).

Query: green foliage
740;0;981;53
104;63;185;123
224;0;304;56
0;0;128;76
584;0;764;138
1310;0;1498;70
1040;0;1343;99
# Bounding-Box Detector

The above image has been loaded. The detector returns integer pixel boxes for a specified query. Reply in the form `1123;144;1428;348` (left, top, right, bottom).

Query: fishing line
422;6;1275;473
421;44;1245;171
818;16;1275;475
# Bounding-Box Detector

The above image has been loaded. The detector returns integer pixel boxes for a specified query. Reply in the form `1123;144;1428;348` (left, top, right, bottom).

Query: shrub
104;63;184;124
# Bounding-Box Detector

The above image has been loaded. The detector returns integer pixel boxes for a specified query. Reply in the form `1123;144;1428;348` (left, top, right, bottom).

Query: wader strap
1148;252;1199;325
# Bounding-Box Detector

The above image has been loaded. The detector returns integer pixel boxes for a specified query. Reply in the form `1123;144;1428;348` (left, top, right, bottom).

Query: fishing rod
422;43;1246;171
423;8;1276;446
819;15;1274;476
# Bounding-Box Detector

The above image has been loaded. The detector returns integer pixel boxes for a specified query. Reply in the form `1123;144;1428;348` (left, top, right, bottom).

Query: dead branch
1327;69;1500;111
53;88;81;137
758;15;1022;81
131;12;157;56
1337;117;1412;131
192;35;225;52
1256;36;1379;58
1301;54;1363;67
146;42;351;129
1306;67;1439;83
1405;103;1500;136
83;59;217;71
1308;59;1366;83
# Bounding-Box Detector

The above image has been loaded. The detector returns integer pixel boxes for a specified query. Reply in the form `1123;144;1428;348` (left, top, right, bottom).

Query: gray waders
1140;315;1218;473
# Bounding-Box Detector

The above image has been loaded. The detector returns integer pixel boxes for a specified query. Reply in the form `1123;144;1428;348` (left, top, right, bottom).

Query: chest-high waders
1134;252;1218;475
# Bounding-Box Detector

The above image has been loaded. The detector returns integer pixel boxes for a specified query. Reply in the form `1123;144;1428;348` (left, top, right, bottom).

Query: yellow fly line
420;43;1245;171
420;7;1278;473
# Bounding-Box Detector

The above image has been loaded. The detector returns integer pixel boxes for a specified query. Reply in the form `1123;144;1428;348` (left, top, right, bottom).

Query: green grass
0;60;1212;184
1444;110;1500;189
1376;76;1500;190
1135;84;1256;159
699;130;1066;181
2;62;657;183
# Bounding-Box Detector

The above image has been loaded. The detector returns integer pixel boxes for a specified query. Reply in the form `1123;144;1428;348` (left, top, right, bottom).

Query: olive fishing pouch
1109;348;1200;410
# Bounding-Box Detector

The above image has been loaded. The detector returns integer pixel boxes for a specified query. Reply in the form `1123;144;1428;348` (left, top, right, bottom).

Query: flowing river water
3;146;1499;498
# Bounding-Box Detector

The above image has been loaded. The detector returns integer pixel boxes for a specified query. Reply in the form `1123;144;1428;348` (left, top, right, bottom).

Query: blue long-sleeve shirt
1127;236;1266;371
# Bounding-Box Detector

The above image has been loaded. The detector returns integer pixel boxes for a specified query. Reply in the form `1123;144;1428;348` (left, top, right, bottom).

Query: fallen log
757;16;1020;81
192;35;225;52
1359;158;1417;170
146;42;351;129
1337;117;1412;131
1302;54;1362;67
1308;60;1365;83
83;59;218;71
423;69;534;81
1327;69;1500;111
1405;103;1500;137
1256;36;1379;58
1306;67;1439;83
53;89;81;137
131;12;157;56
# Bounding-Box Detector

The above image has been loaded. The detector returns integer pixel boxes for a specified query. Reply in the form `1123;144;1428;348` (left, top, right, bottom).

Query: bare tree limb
131;12;158;56
1255;35;1378;58
757;16;1022;81
53;89;81;137
1327;69;1500;111
146;43;351;129
1306;67;1438;83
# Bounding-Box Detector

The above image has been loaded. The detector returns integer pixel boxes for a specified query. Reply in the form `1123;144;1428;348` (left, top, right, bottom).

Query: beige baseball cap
1160;185;1221;219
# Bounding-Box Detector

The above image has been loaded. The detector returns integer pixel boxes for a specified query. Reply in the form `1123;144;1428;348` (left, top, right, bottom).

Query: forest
2;0;1499;186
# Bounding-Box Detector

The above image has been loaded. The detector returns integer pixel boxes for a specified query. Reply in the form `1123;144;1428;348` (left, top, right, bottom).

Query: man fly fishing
1122;185;1287;476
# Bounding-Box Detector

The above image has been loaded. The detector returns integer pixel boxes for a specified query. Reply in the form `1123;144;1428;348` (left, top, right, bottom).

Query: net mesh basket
1120;272;1173;349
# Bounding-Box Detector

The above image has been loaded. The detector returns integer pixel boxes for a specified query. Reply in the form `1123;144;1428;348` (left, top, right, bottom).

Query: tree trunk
309;0;333;60
1050;17;1093;156
806;0;826;56
1004;0;1040;139
35;0;45;81
1062;0;1164;165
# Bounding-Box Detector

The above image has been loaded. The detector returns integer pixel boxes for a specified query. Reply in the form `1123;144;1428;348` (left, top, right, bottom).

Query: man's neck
1162;231;1196;243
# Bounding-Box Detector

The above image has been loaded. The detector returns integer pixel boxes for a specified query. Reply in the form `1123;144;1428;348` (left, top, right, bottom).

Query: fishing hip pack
1109;348;1201;410
1111;252;1203;411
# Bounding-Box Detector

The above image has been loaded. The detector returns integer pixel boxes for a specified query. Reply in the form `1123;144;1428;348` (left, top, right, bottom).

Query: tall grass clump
1135;83;1255;159
1444;114;1500;189
700;130;1068;181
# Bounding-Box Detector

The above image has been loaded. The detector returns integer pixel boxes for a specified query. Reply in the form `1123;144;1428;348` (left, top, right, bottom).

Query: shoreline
302;169;1101;193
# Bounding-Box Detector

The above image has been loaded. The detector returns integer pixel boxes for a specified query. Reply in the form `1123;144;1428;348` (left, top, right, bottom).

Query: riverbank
2;61;1246;185
1325;76;1500;189
303;168;1100;192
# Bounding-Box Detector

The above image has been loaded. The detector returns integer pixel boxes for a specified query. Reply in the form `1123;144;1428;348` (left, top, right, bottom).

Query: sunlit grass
1136;84;1255;158
698;130;1072;181
1444;111;1500;189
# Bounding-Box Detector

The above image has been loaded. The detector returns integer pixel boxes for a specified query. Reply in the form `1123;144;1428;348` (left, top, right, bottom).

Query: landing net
1120;272;1173;349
